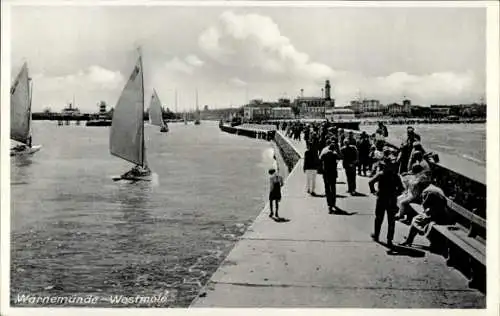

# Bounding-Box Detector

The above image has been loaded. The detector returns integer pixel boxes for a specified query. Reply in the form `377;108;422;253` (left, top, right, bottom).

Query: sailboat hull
112;174;152;182
10;145;41;157
112;166;152;182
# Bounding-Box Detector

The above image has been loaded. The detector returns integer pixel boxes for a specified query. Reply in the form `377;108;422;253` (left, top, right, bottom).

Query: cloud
26;66;124;110
164;57;195;74
229;77;247;87
32;66;124;92
198;11;334;84
87;66;124;89
185;54;205;67
196;11;483;107
164;55;204;75
330;70;482;107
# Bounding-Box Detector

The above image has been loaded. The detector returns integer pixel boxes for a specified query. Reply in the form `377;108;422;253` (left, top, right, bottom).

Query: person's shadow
329;206;357;216
378;242;426;257
313;194;347;199
349;192;368;197
272;216;290;223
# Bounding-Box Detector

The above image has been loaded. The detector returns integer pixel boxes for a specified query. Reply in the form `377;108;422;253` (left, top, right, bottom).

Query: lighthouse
324;80;331;101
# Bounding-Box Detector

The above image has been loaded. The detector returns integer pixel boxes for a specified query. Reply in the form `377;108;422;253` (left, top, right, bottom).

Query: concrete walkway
191;136;485;308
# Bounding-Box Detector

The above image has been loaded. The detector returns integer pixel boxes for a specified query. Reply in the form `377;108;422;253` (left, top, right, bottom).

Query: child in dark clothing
269;168;284;218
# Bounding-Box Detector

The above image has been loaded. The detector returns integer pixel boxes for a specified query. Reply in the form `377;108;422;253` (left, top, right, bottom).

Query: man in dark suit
341;139;358;195
320;140;340;213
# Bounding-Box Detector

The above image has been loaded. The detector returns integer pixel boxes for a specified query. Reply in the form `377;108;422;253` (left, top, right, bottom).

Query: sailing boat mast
194;88;201;124
28;75;33;146
138;51;146;168
196;88;199;111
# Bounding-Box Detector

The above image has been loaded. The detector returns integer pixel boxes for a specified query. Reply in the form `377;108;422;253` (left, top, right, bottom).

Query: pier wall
219;124;276;141
273;130;301;172
219;124;300;173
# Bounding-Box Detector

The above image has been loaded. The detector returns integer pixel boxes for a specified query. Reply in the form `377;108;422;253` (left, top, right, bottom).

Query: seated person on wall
405;150;431;176
396;164;432;225
400;184;449;246
407;142;426;172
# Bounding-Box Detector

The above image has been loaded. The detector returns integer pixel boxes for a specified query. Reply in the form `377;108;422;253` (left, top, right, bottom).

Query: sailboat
10;62;42;157
149;89;169;133
194;88;201;125
110;54;152;182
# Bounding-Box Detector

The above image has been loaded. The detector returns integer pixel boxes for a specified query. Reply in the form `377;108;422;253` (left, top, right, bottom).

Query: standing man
347;131;357;146
369;158;404;247
357;131;371;176
320;140;340;213
397;126;421;174
341;139;358;195
376;121;388;138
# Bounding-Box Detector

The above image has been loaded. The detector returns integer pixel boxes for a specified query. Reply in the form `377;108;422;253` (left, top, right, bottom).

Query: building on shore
294;97;328;119
243;106;272;121
243;105;293;121
61;103;81;116
386;99;412;117
243;97;294;121
271;107;293;119
350;99;384;117
325;108;356;121
291;80;336;119
429;104;485;118
242;79;342;121
429;105;453;117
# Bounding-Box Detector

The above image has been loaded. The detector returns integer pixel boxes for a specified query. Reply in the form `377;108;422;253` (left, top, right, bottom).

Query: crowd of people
269;120;449;248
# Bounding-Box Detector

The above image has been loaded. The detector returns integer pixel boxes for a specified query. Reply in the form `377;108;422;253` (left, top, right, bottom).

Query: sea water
10;121;276;307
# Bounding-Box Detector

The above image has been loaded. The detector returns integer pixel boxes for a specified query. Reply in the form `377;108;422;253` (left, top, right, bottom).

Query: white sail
110;57;145;166
11;62;31;145
149;89;165;127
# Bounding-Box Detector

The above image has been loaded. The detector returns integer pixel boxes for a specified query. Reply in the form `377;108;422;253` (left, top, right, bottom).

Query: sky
9;5;486;112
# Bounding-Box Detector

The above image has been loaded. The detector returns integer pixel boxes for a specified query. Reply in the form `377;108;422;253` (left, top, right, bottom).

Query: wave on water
461;154;484;164
259;147;278;171
151;173;160;186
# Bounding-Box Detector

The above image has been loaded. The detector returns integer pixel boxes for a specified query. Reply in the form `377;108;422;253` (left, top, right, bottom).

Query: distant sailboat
110;54;152;182
10;62;42;157
149;89;169;133
194;88;201;125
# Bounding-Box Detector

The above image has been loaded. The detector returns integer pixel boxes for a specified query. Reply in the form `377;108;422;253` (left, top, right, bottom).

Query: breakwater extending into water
195;124;486;307
219;124;299;173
